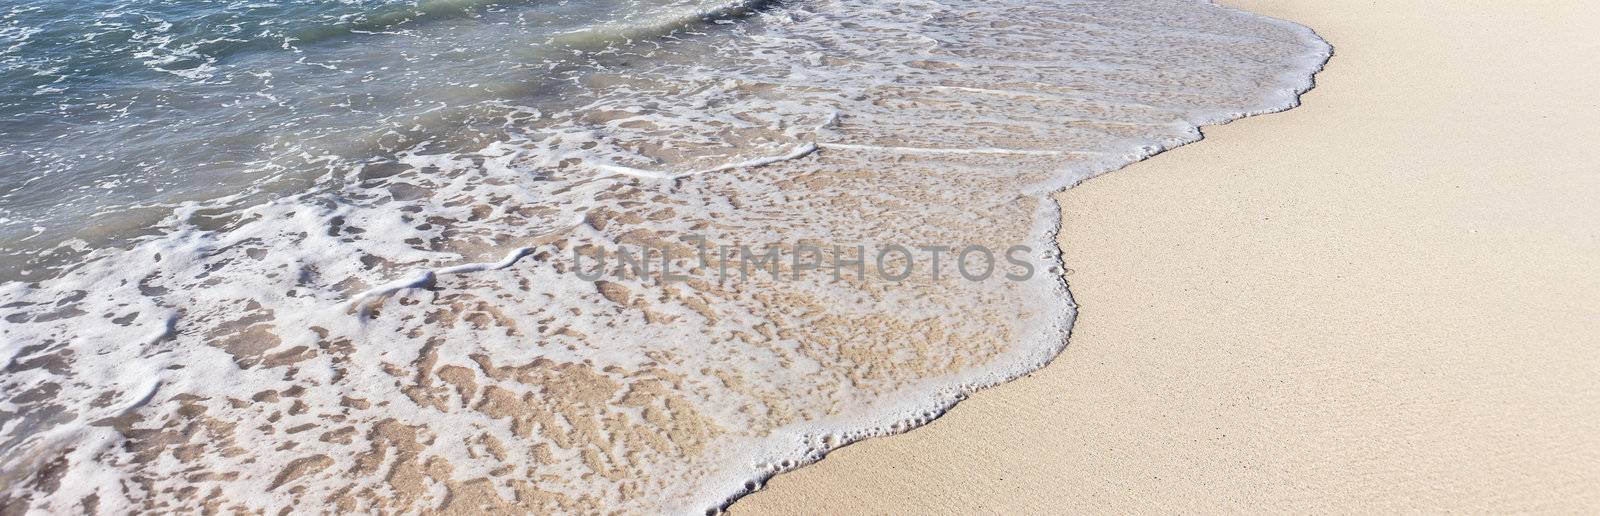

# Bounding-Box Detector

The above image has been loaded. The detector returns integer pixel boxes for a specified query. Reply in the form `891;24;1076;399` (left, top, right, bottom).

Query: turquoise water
0;0;759;269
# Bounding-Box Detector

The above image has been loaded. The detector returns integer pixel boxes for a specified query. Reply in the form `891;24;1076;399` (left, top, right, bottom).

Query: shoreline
1;2;1333;512
733;0;1600;512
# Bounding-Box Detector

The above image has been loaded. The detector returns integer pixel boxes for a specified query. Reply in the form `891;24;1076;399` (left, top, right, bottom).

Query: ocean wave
0;0;1329;512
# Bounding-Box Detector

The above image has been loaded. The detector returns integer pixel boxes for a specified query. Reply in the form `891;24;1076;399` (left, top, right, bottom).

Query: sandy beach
735;0;1600;512
5;0;1596;511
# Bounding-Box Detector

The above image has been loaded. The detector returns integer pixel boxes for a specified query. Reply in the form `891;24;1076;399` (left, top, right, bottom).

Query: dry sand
733;0;1600;512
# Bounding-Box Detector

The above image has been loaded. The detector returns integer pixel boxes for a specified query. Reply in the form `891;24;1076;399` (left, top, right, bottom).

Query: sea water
0;0;1328;512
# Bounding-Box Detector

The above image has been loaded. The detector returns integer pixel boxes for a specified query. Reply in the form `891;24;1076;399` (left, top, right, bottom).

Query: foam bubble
0;0;1328;512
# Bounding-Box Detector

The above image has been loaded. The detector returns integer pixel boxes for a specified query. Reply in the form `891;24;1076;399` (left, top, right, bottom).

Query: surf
0;0;1329;512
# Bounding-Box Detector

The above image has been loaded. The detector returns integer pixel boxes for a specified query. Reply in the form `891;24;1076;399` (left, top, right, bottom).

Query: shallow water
0;0;1328;512
0;0;765;272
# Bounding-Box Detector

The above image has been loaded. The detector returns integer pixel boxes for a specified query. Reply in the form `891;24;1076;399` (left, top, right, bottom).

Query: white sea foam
0;0;1329;512
593;142;819;180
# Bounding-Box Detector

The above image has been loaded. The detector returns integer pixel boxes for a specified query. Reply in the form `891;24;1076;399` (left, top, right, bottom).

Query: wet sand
733;0;1600;511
